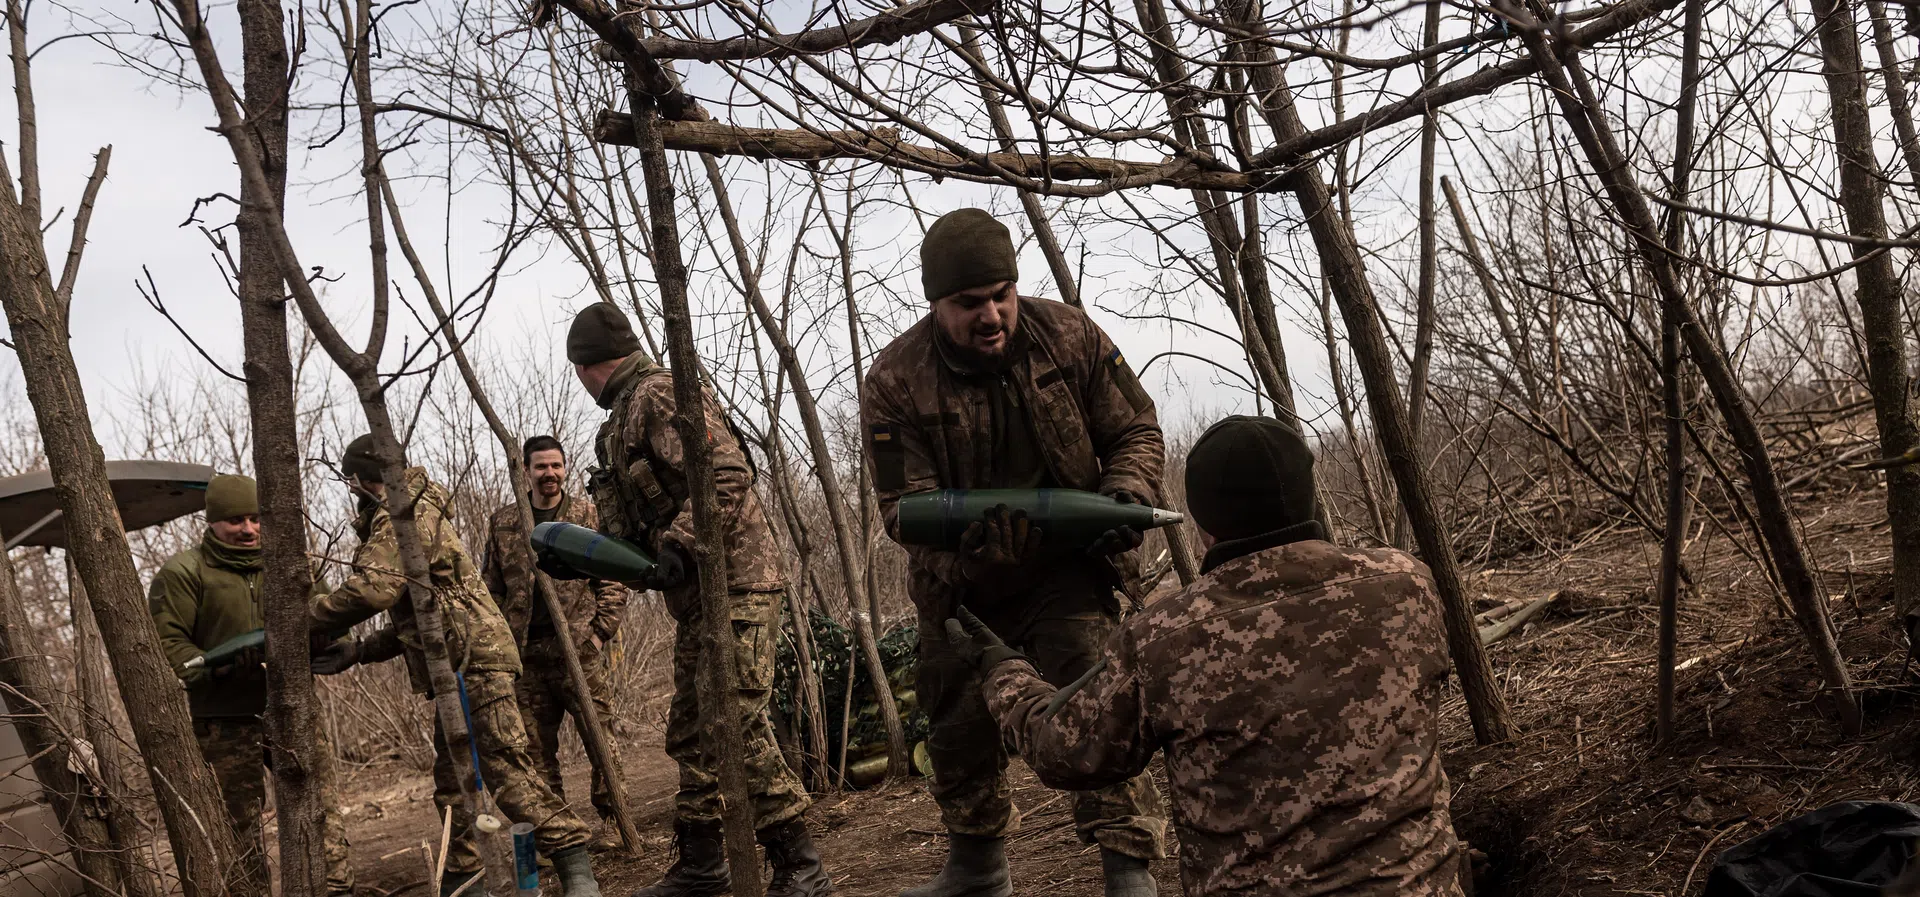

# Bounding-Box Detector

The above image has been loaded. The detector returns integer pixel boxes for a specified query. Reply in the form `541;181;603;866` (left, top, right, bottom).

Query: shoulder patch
870;423;907;493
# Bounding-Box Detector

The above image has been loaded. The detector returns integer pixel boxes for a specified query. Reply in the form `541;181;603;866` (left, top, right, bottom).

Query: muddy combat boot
1100;849;1156;897
760;819;833;897
900;834;1011;897
553;846;603;897
438;871;478;897
633;820;731;897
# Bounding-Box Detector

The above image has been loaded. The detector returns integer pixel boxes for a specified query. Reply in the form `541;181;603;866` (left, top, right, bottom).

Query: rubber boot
633;821;731;897
553;846;603;897
900;834;1012;897
1100;849;1156;897
438;871;478;897
760;819;833;897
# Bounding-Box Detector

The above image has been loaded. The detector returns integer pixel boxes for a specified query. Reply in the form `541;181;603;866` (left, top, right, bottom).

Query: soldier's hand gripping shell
643;542;690;591
1088;489;1148;557
310;638;361;676
959;505;1044;588
944;606;1026;673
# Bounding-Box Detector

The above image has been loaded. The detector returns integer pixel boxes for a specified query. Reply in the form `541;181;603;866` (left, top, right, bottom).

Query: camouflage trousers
432;670;592;874
665;589;811;829
517;637;624;824
193;717;355;894
916;565;1168;859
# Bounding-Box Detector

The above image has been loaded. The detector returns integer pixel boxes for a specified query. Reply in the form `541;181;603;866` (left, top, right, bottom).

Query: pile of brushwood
773;609;932;787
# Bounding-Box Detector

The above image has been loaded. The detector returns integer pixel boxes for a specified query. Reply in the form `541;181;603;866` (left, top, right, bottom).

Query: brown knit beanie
921;209;1018;301
567;303;645;365
1185;416;1318;541
204;474;258;521
341;434;384;484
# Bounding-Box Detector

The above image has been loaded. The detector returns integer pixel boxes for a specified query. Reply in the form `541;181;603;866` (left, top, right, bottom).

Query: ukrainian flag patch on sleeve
1110;347;1150;412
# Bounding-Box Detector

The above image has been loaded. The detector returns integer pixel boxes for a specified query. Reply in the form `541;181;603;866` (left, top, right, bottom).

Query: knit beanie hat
921;209;1018;301
567;302;644;365
341;434;385;484
204;474;258;522
1184;416;1318;541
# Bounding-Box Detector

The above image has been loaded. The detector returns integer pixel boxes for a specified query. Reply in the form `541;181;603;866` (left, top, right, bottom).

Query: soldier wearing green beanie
863;208;1169;897
147;473;356;895
953;416;1467;897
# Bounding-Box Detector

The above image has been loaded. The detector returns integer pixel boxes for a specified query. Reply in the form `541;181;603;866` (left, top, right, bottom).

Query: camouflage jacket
592;353;784;608
982;537;1464;897
312;468;521;692
481;493;627;647
861;297;1165;616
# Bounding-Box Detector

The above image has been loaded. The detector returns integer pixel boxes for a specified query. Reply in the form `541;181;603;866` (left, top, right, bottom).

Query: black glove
960;505;1045;586
211;645;265;679
1089;490;1147;557
536;548;588;582
644;542;690;592
943;606;1026;674
310;638;361;676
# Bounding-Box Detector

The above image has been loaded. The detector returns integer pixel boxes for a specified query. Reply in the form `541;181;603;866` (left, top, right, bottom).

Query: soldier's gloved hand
310;638;361;676
960;505;1044;586
536;548;588;582
234;645;266;671
943;606;1026;674
644;542;690;592
1088;490;1147;558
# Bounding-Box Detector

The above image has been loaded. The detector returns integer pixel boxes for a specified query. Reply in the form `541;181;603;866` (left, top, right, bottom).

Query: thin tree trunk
1442;178;1542;409
1867;0;1920;186
66;562;165;897
1810;0;1920;633
392;178;644;854
0;548;127;897
704;156;910;778
1504;1;1859;733
233;0;334;890
1657;0;1704;745
1407;0;1441;444
1224;0;1512;742
0;144;259;893
627;97;763;897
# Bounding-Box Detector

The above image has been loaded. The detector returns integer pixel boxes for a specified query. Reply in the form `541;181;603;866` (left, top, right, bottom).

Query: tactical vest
589;366;679;543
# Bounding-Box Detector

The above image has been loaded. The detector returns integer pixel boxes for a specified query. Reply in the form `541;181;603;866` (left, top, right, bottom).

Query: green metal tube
529;521;657;587
894;488;1184;552
183;627;265;671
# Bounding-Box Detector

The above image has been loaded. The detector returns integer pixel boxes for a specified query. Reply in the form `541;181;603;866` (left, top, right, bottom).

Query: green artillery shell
894;488;1184;552
530;521;657;587
184;627;266;670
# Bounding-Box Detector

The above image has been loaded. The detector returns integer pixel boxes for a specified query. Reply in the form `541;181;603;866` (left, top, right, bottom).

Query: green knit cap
341;434;384;484
1185;416;1317;541
567;302;645;366
921;209;1018;301
204;474;258;522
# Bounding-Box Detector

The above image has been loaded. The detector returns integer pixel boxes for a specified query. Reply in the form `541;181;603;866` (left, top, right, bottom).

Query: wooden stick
1479;591;1562;645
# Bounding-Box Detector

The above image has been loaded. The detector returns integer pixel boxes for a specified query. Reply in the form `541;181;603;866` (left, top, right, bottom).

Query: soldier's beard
535;476;562;498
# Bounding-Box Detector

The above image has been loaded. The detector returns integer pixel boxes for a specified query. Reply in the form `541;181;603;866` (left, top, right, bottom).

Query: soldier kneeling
949;415;1469;897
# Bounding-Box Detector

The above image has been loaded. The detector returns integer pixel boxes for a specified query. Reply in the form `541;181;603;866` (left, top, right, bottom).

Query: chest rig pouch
589;376;680;542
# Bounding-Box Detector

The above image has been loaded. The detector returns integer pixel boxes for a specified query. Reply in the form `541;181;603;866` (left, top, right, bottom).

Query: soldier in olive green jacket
148;474;355;896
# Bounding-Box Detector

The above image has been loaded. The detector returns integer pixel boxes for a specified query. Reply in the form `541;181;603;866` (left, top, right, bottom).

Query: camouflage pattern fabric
664;589;810;828
311;467;521;692
592;354;785;601
917;563;1165;859
481;494;626;648
516;637;624;823
433;670;593;873
194;718;356;895
981;538;1466;897
861;295;1166;618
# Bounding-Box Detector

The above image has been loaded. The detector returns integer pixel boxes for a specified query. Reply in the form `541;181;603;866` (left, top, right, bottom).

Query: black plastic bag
1702;801;1920;897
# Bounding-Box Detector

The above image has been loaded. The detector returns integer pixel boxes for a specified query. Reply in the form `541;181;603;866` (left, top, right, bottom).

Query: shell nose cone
1148;507;1185;527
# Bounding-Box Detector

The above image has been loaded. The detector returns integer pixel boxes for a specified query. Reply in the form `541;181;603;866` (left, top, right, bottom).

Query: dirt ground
329;487;1920;897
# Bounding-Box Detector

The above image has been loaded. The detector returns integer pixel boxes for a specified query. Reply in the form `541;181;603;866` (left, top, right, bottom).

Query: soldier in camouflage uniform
481;434;628;852
861;208;1168;897
307;439;602;897
563;303;831;897
950;416;1467;897
148;474;355;895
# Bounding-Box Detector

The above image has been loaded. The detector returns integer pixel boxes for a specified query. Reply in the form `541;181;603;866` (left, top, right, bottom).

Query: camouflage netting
773;609;931;782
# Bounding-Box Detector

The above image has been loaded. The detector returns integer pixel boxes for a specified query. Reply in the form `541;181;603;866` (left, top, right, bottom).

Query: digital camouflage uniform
589;353;809;829
861;296;1168;859
982;537;1466;897
149;533;355;894
310;468;590;873
481;493;628;825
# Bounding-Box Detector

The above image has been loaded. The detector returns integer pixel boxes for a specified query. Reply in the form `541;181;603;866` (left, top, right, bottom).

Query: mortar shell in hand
183;627;265;671
529;521;657;587
895;488;1184;552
